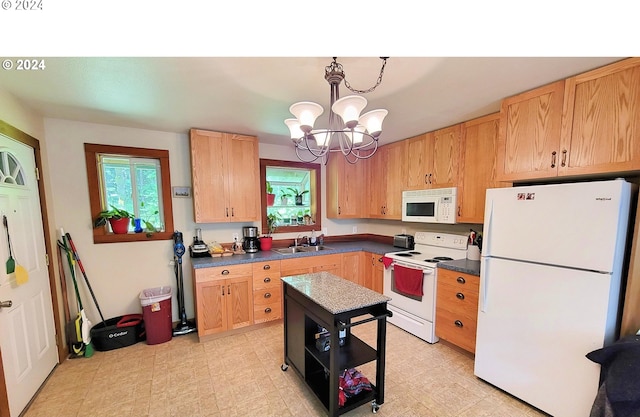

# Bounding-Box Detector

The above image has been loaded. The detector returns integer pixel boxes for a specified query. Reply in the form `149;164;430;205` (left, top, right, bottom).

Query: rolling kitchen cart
281;272;392;416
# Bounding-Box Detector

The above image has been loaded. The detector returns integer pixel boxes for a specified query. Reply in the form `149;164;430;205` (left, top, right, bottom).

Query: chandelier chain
343;57;388;94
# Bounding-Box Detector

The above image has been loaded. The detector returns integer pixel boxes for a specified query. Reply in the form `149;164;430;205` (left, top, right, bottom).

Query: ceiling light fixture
284;57;389;164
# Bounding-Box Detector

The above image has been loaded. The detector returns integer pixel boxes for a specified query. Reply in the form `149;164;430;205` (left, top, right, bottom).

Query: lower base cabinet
435;268;480;353
363;252;384;293
252;261;282;324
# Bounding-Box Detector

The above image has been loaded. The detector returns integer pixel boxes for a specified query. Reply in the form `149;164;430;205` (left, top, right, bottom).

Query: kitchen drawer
437;282;479;316
253;271;281;290
252;260;281;275
194;264;252;282
436;308;477;353
437;269;480;296
254;302;282;323
253;287;282;306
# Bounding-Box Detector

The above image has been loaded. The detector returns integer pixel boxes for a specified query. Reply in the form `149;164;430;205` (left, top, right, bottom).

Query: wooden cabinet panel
560;58;640;176
405;133;431;190
431;125;460;188
341;252;363;285
326;152;365;218
436;268;480;353
362;252;384;294
190;129;259;223
366;142;405;219
252;260;282;323
458;113;509;223
281;254;342;277
226;276;254;330
496;80;565;181
365;146;388;218
194;279;226;336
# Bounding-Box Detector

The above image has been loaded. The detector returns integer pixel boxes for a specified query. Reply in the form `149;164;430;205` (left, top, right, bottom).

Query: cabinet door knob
551;151;557;168
456;292;465;300
264;307;272;313
231;207;235;217
561;149;568;167
264;292;271;299
263;264;271;270
222;269;230;275
338;206;341;215
264;277;271;283
227;285;230;295
226;207;229;217
454;320;463;328
456;276;466;284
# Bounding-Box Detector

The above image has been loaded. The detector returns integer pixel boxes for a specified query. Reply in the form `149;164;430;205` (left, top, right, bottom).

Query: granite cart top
437;258;481;276
282;272;391;314
191;240;396;269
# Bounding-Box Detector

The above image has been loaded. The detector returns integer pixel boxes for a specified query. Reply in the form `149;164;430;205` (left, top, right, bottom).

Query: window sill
93;230;174;244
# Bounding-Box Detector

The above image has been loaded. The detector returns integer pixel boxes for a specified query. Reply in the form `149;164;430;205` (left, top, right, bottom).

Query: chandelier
284;57;389;164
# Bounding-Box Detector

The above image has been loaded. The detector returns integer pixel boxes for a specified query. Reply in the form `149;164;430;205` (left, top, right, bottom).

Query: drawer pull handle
265;307;272;313
456;276;466;284
263;265;271;270
264;277;271;283
264;292;271;298
227;285;230;295
454;320;463;328
456;292;465;300
222;269;230;275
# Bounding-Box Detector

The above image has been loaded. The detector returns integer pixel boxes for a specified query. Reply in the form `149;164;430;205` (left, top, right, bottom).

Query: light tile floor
24;320;548;417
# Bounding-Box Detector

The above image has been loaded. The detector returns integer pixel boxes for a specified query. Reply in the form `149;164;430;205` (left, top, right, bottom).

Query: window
85;143;174;243
260;159;322;235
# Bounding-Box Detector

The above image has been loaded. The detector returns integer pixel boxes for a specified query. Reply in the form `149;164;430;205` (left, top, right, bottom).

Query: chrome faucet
295;234;308;247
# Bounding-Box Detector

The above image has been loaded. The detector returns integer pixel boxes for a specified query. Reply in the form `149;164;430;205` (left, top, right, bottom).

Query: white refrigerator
474;179;635;417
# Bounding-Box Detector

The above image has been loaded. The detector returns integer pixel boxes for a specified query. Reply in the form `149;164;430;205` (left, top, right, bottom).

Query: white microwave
401;187;457;224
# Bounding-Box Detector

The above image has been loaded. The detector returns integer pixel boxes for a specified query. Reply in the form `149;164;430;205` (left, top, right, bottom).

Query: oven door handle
390;260;435;273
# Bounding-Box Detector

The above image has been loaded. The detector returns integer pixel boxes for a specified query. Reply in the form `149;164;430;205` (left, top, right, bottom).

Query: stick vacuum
172;231;197;336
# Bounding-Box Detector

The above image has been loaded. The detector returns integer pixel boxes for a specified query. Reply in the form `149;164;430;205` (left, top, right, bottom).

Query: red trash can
139;286;173;345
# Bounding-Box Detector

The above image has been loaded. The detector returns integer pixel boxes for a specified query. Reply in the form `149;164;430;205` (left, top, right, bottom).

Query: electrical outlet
352;226;358;234
323;227;328;236
232;233;239;242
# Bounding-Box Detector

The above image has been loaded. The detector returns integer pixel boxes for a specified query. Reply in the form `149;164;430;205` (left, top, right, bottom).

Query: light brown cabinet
326;152;365;218
457;113;508;223
252;261;282;324
341;252;363;285
435;268;479;353
404;126;460;190
280;253;342;277
190;129;260;223
496;80;565;182
362;252;384;294
366;141;405;219
560;57;640;176
193;264;254;338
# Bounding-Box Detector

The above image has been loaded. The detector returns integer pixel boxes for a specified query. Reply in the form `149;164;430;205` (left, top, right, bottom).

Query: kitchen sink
272;245;335;255
298;245;334;252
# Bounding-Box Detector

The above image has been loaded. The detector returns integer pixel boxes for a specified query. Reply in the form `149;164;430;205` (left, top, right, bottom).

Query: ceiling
0;57;625;147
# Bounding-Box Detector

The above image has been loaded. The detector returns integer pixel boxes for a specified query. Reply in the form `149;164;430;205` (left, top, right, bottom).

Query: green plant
266;181;274;194
266;213;280;237
286;187;309;198
93;205;134;228
139;202;159;234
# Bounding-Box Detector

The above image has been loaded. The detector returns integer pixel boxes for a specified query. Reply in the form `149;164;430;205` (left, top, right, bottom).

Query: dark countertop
437;258;481;276
282;272;391;314
191;241;397;269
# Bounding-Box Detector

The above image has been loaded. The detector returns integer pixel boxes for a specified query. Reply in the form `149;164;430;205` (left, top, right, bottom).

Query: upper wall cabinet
366;141;405;219
326;152;365;219
559;58;640;176
404;125;460;190
190;129;260;223
457;113;509;224
496;80;565;182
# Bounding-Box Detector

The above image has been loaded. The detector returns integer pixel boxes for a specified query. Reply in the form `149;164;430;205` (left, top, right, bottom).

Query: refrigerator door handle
480;259;489;313
483;197;494;256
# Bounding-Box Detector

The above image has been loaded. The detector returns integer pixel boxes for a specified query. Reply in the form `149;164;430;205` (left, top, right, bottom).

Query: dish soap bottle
309;230;317;246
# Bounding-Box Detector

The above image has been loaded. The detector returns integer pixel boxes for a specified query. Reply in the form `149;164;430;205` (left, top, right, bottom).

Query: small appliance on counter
242;226;260;253
393;233;414;249
189;228;210;258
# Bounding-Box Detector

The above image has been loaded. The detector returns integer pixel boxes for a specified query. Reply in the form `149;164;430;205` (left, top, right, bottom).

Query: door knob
0;300;12;308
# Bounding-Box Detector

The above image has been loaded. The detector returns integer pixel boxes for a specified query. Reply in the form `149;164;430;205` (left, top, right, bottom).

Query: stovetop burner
423;256;454;263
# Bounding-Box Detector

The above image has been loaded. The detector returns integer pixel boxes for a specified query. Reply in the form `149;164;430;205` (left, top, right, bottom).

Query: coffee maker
242;226;259;253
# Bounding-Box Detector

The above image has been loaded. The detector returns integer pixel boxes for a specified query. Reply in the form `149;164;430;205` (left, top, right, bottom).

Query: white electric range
383;231;468;343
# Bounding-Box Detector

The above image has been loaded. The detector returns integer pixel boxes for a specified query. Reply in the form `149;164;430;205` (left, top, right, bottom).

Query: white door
474;257;615;417
483;179;632;272
0;134;57;416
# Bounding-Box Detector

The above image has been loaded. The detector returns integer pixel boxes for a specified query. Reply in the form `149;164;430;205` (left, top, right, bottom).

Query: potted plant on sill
287;187;309;206
93;205;135;234
266;181;275;207
260;213;279;251
279;190;292;206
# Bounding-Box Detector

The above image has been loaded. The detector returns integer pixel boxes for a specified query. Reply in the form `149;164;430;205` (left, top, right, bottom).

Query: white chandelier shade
288;102;323;133
331;95;368;128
